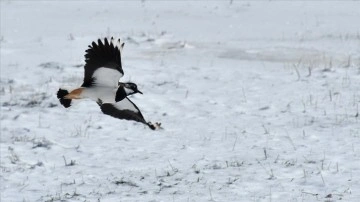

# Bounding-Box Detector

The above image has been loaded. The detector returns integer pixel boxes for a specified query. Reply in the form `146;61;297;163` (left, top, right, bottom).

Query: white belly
82;87;117;103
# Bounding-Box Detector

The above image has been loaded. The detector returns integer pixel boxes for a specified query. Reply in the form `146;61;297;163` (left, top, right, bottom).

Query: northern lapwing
57;37;161;130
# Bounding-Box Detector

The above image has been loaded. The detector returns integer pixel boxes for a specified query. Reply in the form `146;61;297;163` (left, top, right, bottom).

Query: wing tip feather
93;37;124;52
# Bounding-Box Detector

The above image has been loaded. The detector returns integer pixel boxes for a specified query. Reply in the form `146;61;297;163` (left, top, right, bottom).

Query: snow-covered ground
1;1;360;201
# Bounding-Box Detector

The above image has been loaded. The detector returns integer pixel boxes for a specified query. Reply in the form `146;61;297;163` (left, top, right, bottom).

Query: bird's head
124;82;143;95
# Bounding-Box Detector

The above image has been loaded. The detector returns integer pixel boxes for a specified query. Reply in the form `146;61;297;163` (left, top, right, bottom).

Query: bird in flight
57;37;161;130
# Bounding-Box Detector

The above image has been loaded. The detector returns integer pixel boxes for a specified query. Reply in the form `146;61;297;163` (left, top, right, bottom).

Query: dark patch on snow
73;64;83;68
114;178;139;187
259;106;270;111
25;100;41;107
29;161;44;169
48;103;58;108
39;62;63;70
0;79;15;84
32;138;52;149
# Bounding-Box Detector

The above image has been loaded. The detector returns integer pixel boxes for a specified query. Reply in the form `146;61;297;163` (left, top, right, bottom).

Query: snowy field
1;1;360;201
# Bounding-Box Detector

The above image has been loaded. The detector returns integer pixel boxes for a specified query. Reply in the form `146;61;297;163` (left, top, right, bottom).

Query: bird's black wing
82;37;125;87
100;98;155;129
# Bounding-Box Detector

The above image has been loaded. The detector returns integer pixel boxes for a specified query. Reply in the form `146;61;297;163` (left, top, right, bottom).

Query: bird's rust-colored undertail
64;88;84;99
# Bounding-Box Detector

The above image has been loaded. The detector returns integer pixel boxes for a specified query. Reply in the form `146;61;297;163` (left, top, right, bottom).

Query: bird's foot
148;122;162;130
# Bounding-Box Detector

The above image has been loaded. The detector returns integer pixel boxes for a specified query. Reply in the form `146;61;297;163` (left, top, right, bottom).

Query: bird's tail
57;88;72;108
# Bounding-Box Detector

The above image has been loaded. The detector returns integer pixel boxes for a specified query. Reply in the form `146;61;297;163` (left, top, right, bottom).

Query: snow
1;1;360;201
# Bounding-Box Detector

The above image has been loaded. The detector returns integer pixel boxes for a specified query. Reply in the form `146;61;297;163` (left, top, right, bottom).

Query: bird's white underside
82;87;139;113
82;87;117;103
92;67;123;87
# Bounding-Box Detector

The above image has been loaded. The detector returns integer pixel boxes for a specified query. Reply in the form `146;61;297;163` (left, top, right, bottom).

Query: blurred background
1;1;360;201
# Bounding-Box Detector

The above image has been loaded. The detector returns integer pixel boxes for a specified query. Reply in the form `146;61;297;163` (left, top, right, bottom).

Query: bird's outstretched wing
82;37;125;87
100;98;157;130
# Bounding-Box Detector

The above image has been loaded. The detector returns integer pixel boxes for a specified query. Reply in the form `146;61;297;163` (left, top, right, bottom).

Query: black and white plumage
57;37;160;130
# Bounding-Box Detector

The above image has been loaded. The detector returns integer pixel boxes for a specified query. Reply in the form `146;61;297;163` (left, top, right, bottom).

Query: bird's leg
147;122;162;130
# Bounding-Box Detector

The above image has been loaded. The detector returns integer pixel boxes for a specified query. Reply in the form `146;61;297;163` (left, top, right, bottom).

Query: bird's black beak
137;89;143;94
